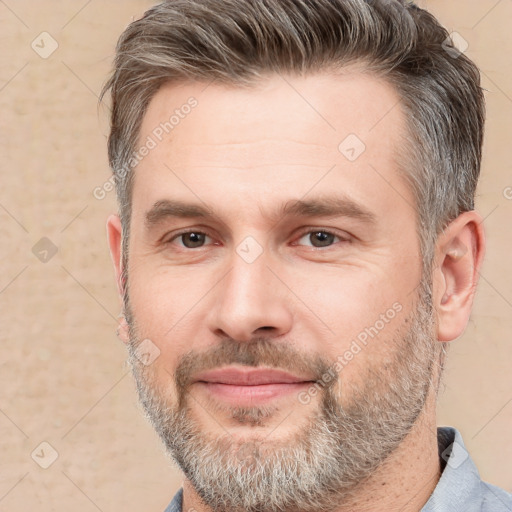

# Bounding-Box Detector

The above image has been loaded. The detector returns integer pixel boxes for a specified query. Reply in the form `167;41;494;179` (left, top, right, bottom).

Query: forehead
131;71;411;221
139;70;405;153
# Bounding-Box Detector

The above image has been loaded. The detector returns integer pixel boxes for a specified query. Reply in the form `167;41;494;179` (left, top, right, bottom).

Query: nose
207;249;293;342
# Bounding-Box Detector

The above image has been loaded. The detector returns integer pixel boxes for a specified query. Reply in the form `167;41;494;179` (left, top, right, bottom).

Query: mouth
192;367;316;405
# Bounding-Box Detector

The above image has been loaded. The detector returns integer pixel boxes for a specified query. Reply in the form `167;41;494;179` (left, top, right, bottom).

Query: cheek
127;264;209;357
288;262;414;367
293;265;400;330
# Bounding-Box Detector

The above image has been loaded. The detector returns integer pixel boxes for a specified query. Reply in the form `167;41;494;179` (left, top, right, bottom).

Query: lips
192;367;317;406
193;367;315;386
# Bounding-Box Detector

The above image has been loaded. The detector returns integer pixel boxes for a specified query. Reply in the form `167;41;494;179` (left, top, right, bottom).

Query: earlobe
116;313;130;344
433;211;485;342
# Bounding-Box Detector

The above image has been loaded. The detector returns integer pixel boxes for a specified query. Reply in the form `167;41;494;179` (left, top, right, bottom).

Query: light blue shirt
163;426;512;511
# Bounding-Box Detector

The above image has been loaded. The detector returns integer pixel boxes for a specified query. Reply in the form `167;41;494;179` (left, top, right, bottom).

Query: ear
432;211;486;342
106;214;129;344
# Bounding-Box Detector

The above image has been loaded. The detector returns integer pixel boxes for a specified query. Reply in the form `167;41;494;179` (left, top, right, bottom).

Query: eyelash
163;227;350;249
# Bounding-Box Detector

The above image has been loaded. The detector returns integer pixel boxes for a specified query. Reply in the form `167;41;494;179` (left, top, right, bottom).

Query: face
116;72;441;512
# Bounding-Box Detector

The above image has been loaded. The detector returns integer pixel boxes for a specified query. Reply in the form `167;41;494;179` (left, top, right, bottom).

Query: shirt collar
422;426;511;511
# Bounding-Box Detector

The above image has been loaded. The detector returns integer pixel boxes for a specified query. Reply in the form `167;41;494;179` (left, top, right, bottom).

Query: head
103;1;485;511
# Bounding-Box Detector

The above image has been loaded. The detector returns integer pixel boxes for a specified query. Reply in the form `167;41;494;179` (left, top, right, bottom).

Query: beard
124;278;443;512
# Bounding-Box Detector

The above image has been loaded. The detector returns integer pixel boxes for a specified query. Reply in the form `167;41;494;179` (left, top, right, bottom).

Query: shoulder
480;481;512;511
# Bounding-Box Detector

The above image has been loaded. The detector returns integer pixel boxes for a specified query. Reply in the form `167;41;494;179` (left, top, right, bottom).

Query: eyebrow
144;195;376;231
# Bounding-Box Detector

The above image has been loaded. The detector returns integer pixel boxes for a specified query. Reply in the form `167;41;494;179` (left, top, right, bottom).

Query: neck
332;399;441;512
182;397;441;512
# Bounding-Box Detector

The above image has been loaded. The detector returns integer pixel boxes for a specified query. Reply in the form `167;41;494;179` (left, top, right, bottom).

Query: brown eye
310;231;336;247
297;230;340;248
178;232;208;248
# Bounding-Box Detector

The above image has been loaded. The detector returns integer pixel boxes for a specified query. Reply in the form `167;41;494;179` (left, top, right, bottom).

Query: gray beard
125;281;441;512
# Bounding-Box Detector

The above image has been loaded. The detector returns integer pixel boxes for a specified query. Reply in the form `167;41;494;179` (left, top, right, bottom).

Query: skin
107;71;485;511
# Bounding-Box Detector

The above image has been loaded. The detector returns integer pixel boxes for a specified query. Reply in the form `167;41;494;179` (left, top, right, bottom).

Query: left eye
296;230;342;248
173;231;212;248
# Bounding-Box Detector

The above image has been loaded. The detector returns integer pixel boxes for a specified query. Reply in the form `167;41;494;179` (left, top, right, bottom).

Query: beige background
0;1;510;511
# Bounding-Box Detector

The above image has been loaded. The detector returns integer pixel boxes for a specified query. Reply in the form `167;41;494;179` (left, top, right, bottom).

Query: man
101;1;512;511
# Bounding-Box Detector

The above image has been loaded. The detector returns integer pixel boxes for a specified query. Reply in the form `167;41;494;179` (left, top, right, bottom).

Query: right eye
166;230;213;249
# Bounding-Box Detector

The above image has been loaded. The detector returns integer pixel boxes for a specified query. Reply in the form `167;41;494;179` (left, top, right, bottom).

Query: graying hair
101;0;485;297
